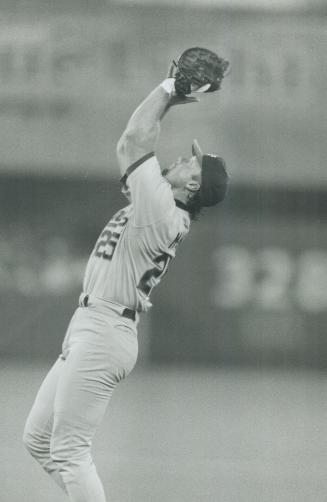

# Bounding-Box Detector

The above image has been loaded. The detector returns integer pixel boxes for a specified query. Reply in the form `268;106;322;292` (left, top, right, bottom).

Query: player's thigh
24;357;64;439
54;350;114;438
52;322;137;447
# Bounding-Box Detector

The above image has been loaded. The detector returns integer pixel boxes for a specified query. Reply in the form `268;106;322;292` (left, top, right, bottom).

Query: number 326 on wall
211;245;327;313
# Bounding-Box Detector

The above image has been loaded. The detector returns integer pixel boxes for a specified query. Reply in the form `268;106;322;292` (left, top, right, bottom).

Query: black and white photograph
1;1;326;501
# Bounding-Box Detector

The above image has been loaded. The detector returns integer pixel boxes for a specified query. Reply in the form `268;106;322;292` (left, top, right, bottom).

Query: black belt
81;295;136;322
121;308;136;321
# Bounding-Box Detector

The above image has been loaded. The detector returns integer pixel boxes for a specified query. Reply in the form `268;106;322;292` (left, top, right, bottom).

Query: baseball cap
192;139;229;207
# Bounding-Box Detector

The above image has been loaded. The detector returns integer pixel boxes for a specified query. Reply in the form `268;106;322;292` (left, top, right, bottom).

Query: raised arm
116;73;199;176
116;48;229;177
116;83;171;176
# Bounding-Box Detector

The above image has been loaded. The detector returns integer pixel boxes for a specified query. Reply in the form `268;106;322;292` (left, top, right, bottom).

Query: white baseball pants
23;299;138;502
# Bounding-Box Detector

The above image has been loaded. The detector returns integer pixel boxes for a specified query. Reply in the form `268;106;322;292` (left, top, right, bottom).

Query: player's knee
50;436;72;467
23;420;48;458
50;436;90;468
23;424;38;456
49;440;65;465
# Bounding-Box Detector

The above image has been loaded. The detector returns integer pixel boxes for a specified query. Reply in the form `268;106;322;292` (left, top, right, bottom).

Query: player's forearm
116;83;171;173
125;84;170;137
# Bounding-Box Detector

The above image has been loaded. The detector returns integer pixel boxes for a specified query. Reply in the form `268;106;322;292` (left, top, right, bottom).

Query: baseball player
23;49;229;501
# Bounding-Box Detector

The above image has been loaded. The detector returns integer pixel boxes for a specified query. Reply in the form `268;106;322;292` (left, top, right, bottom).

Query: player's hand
171;47;229;96
168;94;199;107
166;62;199;107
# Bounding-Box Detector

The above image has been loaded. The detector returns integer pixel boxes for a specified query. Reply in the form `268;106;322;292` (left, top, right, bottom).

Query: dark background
2;176;327;368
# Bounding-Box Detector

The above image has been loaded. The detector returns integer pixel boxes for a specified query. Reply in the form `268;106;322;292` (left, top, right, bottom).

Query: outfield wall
1;175;327;368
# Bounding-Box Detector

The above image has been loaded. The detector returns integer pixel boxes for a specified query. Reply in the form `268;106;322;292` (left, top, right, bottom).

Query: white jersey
82;153;191;312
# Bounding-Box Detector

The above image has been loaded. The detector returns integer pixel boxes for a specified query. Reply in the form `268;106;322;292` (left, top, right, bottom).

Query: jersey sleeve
120;152;176;227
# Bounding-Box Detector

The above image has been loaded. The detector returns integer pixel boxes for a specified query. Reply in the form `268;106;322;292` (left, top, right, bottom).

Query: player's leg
23;355;67;492
50;314;138;502
23;309;78;492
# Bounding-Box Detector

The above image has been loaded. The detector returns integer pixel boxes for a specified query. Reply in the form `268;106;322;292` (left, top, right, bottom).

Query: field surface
1;361;327;502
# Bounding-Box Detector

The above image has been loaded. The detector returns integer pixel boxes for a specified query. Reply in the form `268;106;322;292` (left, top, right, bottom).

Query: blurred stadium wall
1;1;326;368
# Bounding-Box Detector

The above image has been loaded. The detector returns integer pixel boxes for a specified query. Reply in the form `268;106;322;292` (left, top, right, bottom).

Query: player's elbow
117;124;157;155
116;130;133;159
116;127;156;173
116;130;141;175
116;132;133;173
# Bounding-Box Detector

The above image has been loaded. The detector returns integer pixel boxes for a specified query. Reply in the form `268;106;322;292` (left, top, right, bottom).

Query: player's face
163;156;201;189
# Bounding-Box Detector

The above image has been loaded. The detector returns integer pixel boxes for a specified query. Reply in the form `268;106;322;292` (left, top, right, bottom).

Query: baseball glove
173;47;229;97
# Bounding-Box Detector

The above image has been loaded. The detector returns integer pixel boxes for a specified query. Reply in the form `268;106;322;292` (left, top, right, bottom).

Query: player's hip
61;300;138;376
79;292;139;323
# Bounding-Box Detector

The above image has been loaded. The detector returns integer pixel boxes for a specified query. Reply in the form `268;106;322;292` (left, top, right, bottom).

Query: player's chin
162;163;177;177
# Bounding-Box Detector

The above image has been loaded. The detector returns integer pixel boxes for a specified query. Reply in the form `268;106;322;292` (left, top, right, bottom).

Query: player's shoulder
121;152;159;189
111;204;132;220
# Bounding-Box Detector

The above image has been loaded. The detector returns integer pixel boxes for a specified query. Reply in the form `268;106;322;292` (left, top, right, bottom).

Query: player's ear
186;180;201;193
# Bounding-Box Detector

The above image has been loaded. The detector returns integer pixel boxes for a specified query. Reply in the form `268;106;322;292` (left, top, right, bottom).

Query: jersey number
94;230;121;260
138;253;171;296
94;212;128;261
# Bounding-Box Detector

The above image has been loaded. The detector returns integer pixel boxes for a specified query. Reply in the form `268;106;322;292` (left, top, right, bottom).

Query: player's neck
171;187;189;206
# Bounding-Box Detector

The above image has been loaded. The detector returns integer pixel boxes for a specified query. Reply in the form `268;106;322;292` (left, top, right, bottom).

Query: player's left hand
170;48;229;97
166;62;199;107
